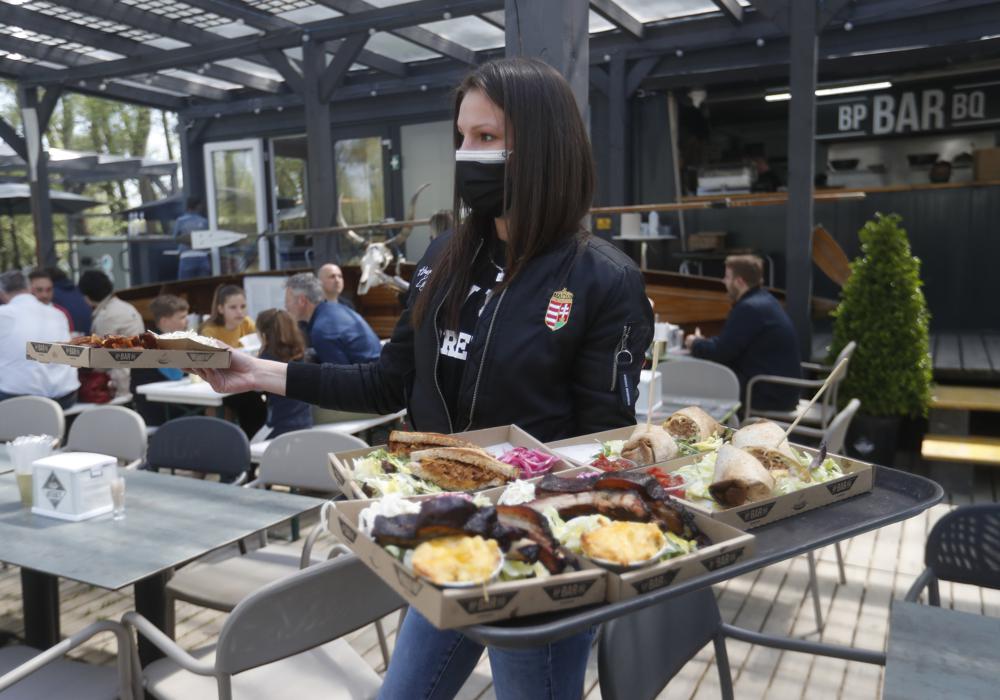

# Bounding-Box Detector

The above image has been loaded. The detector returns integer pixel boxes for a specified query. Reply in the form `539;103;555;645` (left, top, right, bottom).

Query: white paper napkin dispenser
32;452;117;521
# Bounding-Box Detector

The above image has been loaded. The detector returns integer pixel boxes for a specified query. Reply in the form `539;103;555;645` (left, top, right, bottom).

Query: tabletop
463;465;943;648
0;470;323;590
136;378;233;407
249;409;407;462
883;601;1000;700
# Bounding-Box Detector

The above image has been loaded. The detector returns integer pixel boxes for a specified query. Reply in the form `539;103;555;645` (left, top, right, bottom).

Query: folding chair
0;396;64;443
66;405;148;469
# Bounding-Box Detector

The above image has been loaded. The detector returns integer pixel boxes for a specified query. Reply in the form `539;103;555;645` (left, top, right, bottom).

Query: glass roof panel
417;16;504;51
118;0;234;30
18;1;159;42
615;0;737;23
208;22;262;38
589;10;615;33
217;57;284;82
364;32;439;62
0;23;95;55
162;68;243;91
275;4;339;24
248;0;316;13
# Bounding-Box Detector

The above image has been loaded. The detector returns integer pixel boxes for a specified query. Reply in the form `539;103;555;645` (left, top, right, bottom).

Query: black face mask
455;150;509;218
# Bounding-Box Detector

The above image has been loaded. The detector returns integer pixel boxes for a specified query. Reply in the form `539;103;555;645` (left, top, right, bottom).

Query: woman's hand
192;350;260;394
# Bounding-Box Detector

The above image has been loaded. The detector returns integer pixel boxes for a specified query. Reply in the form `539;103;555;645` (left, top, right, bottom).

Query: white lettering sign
440;330;472;360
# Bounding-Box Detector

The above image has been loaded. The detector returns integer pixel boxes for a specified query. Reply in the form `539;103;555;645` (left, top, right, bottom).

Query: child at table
256;309;313;439
130;295;189;427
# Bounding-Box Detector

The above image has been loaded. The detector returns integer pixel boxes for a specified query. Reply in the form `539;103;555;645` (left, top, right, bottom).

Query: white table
250;409;407;462
136;378;233;407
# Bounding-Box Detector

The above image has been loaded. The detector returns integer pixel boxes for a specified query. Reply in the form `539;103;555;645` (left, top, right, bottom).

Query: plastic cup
7;436;54;510
110;476;126;520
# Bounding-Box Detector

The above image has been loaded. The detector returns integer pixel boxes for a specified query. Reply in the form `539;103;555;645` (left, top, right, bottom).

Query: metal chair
0;396;64;443
66;405;148;469
660;358;741;427
145;416;251;484
126;552;404;700
744;341;857;436
598;586;885;700
161;430;394;669
0;620;133;700
904;503;1000;605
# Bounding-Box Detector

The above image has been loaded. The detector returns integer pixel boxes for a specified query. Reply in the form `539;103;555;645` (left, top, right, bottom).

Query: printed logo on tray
457;592;516;614
542;579;595;601
630;568;680;594
737;503;775;522
42;471;66;509
702;547;745;572
338;517;357;543
792;496;808;511
394;565;424;595
30;342;52;353
108;350;141;362
826;475;858;496
61;345;84;358
185;351;215;363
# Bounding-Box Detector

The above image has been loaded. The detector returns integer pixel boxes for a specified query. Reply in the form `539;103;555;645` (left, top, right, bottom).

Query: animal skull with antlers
340;183;431;296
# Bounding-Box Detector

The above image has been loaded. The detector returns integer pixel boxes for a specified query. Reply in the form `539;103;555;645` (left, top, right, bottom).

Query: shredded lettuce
676;434;724;456
543;508;611;553
593;439;625;459
497;480;537;505
499;559;550;581
350;449;442;497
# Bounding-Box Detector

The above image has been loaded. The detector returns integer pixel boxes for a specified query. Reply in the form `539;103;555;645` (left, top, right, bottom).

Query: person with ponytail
195;57;653;698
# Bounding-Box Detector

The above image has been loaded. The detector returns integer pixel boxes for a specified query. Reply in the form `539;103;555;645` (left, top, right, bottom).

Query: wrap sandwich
730;421;809;480
621;424;679;465
708;444;776;507
662;406;723;441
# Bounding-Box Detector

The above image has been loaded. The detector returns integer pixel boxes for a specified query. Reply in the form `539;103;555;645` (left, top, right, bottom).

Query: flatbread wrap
731;421;807;479
662;406;723;441
621;424;679;465
708;444;776;507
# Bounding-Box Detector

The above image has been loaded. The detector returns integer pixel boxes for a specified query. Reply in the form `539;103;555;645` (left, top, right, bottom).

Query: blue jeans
378;609;595;700
177;250;211;279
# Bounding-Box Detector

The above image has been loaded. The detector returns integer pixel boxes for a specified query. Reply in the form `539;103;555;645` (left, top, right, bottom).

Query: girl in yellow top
200;285;255;348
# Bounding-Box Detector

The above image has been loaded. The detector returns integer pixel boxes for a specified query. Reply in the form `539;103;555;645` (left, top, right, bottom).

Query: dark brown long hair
256;308;305;362
411;57;595;327
206;284;245;327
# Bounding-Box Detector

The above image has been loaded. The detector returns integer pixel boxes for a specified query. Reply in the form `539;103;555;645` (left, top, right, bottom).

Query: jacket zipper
610;324;632;391
464;287;508;431
432;241;483;434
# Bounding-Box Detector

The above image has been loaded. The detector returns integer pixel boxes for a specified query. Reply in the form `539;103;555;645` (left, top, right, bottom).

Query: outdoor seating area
2;0;1000;698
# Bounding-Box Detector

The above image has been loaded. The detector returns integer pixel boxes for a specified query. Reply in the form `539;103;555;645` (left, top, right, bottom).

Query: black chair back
598;587;727;700
925;504;1000;591
146;416;250;483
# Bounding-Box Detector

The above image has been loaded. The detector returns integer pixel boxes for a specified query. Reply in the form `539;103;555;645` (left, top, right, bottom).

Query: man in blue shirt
284;272;382;365
172;196;211;279
686;254;801;411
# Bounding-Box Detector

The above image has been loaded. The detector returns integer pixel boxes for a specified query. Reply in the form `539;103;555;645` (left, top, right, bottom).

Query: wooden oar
783;357;850;440
812;224;852;288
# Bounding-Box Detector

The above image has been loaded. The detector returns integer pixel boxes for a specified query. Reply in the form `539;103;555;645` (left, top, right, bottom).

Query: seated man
284;272;382;365
0;270;80;408
317;263;355;310
685;254;801;411
130;294;188;426
49;266;92;335
79;270;145;398
29;268;74;332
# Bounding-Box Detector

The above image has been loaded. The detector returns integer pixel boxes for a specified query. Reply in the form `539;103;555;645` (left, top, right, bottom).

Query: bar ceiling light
764;81;892;102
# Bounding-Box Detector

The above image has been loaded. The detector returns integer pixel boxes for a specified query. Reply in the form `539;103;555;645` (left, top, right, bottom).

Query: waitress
196;57;653;699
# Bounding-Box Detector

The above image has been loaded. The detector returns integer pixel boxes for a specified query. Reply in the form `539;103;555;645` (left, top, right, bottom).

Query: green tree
830;213;932;418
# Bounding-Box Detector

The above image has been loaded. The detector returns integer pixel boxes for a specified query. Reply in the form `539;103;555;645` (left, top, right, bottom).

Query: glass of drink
110;476;126;520
15;467;32;510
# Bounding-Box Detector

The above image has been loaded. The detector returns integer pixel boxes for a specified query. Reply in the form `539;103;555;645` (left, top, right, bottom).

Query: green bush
830;212;932;418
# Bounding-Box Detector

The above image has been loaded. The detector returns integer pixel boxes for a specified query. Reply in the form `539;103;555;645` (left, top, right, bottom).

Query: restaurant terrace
0;1;999;699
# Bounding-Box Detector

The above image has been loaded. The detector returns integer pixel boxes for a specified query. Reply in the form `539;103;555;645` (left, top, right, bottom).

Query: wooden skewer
646;340;662;427
783;356;850;439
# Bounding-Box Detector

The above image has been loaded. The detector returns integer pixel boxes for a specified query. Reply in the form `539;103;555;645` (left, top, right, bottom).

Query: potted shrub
829;212;932;464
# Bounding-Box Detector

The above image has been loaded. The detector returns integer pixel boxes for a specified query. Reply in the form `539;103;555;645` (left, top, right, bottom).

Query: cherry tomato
591;455;631;472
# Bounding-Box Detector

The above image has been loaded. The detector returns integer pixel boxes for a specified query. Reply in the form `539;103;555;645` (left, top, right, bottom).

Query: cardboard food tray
328;497;607;629
328;486;753;624
329;424;574;499
633;445;875;530
25;338;230;369
602;514;754;602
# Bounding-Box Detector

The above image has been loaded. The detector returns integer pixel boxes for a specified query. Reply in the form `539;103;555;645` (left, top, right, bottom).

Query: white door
203;139;270;272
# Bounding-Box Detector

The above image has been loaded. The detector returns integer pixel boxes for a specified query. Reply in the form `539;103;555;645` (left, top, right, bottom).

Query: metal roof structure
0;0;995;114
1;0;999;353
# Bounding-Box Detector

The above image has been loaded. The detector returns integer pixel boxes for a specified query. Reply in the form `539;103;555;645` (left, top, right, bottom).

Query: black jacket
690;287;801;410
286;232;653;443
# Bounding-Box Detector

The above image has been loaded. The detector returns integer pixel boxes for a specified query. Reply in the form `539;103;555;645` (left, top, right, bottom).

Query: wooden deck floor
2;463;997;699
